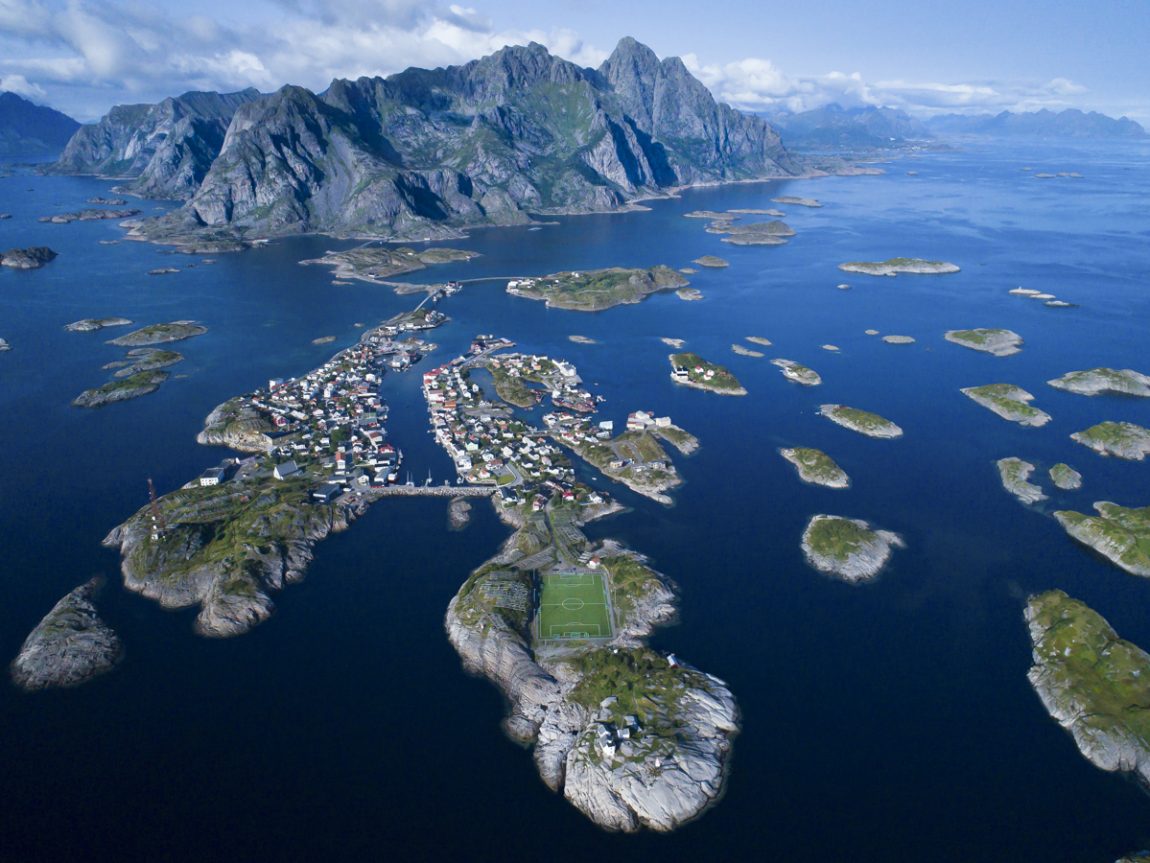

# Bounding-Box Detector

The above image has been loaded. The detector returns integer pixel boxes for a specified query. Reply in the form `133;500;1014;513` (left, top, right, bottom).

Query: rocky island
771;358;821;386
708;219;796;246
39;208;140;223
692;255;729;268
772;196;821;207
1054;503;1150;576
731;344;764;358
507;266;687;311
73;369;170;407
10;578;123;691
300;245;479;285
108;320;208;346
1;246;58;269
838;257;959;276
819;404;903;438
1050;463;1083;490
882;334;915;345
961;384;1051;427
780;447;850;488
65;317;133;332
669;353;747;395
1048;368;1150;398
108;348;184;376
1071;421;1150;460
1026;589;1150;788
801;515;904;582
945;328;1023;357
996;457;1047;504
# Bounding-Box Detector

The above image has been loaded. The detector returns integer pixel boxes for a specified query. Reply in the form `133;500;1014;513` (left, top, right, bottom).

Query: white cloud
0;1;1123;123
0;72;45;98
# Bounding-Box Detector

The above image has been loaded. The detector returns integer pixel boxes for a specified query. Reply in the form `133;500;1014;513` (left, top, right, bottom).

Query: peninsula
507;266;687;312
996;457;1047;504
9;578;123;691
945;328;1023;357
819;404;903;438
1048;368;1150;398
772;358;821;386
838;258;959;276
780;448;850;488
669;353;747;395
801;515;904;582
1071;421;1150;460
1026;590;1150;788
961;384;1051;427
1054;503;1150;576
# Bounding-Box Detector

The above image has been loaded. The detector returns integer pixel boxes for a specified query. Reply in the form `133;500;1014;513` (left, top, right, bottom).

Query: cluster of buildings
421;346;607;511
235;330;432;499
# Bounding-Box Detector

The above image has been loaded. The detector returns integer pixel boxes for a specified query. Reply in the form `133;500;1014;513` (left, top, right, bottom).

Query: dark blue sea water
2;140;1149;862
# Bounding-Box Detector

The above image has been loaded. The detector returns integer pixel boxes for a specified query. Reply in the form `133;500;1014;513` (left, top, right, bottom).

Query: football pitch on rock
537;571;613;640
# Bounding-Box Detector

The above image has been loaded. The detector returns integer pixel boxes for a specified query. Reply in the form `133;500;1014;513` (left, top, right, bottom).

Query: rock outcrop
801;514;904;582
1026;590;1150;788
1055;502;1150;576
0;246;57;269
996;457;1047;504
196;397;275;452
1047;368;1150;398
10;578;123;691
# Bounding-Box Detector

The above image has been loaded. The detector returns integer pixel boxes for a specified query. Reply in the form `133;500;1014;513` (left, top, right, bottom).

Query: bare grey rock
10;578;123;691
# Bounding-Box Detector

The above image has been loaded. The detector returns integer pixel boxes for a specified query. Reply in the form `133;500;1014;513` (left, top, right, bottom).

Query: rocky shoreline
1026;590;1150;788
996;457;1047;504
445;519;739;832
801;514;904;583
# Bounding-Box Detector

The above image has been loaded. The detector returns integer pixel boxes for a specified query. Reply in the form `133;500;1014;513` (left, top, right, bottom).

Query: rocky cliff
53;89;261;199
63;38;796;243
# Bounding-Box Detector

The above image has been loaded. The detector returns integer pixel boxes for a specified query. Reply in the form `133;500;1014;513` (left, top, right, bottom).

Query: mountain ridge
0;92;80;161
53;38;800;244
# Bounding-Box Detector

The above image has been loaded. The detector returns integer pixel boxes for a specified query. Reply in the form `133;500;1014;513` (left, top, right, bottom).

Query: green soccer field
538;571;613;640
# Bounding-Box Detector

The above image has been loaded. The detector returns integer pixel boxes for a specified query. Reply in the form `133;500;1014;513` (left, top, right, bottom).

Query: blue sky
0;0;1146;122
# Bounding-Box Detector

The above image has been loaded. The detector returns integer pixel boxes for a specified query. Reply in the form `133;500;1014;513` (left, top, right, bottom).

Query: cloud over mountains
0;0;1120;121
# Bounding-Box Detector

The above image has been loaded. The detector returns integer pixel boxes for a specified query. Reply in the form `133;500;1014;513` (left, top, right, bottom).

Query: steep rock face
53;89;260;198
132;38;796;240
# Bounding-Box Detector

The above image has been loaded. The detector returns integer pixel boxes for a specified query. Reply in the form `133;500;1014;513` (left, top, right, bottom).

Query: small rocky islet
1026;590;1150;788
779;447;849;489
838;257;959;276
65;317;133;332
801;515;904;583
945;328;1023;357
1;246;58;269
669;352;747;395
1055;502;1150;576
1049;463;1083;490
996;457;1047;504
1071;421;1150;461
772;358;821;386
9;577;123;691
818;404;903;438
108;320;208;346
961;384;1051;427
1048;367;1150;398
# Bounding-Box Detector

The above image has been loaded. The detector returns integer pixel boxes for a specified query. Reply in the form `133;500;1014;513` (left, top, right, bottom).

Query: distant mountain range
771;104;1146;151
49;38;799;243
0;92;79;161
769;104;930;150
925;108;1147;139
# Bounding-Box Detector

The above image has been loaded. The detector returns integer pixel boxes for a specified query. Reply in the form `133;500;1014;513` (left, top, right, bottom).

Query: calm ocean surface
2;140;1149;861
